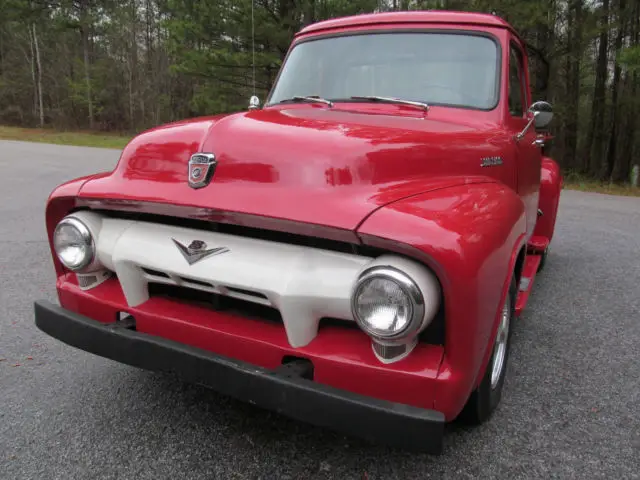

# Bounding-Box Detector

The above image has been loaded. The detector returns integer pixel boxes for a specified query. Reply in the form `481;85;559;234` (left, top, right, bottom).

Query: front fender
533;156;563;244
45;174;109;277
356;182;527;419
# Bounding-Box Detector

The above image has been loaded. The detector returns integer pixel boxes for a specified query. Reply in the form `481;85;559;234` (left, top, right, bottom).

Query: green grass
562;170;640;197
563;180;640;197
0;125;132;149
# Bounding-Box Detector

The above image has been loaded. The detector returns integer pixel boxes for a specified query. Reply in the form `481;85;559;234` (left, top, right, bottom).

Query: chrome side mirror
516;101;554;142
529;101;553;129
248;95;261;110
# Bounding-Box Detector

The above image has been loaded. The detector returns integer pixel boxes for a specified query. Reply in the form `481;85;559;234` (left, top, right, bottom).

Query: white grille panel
80;213;374;347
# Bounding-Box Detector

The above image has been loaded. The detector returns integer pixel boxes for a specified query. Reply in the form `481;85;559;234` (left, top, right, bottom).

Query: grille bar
148;282;282;324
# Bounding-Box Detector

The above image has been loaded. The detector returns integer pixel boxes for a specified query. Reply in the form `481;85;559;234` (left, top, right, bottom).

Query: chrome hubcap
490;294;511;389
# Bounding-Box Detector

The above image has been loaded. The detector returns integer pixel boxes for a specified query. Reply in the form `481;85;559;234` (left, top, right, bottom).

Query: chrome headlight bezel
53;216;95;272
350;266;426;341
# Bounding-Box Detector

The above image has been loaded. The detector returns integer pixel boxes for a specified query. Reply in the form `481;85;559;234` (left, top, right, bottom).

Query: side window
508;44;525;117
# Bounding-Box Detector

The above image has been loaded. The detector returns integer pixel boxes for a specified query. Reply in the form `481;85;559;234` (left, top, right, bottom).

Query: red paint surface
533;156;563;243
42;12;561;421
78;107;515;232
45;174;102;276
297;11;524;39
57;277;444;411
528;235;550;253
357;182;527;414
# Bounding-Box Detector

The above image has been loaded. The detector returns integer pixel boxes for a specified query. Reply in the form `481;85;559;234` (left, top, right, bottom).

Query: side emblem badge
172;239;230;265
481;156;503;167
188;153;217;189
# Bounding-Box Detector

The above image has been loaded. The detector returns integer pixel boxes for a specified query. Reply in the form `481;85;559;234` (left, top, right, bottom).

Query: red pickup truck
34;11;562;454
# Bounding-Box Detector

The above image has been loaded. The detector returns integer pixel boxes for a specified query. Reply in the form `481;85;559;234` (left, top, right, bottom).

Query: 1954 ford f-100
34;11;562;454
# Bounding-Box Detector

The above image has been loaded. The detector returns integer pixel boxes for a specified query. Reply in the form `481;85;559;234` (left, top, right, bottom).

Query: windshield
268;32;500;110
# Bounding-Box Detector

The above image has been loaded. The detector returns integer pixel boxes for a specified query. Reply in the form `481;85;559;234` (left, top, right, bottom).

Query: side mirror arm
515;112;539;142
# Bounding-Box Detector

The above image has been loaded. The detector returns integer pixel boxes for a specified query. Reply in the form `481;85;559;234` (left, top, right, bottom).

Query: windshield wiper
277;95;333;107
349;96;429;111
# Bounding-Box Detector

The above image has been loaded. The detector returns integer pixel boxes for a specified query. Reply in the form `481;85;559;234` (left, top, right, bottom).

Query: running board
515;253;542;316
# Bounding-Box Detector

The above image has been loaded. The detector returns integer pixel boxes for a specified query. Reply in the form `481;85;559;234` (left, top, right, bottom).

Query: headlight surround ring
350;266;426;341
53;216;95;272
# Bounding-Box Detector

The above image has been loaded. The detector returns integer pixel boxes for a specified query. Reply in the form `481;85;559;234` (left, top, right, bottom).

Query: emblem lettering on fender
172;238;230;265
188;153;217;189
481;156;503;167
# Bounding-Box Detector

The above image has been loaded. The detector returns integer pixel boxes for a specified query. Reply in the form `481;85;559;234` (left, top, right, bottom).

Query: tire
458;275;516;425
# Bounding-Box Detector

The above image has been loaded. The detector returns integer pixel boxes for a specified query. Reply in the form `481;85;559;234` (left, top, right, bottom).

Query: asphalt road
1;140;639;480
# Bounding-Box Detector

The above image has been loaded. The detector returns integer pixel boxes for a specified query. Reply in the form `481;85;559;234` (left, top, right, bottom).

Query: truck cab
261;11;556;243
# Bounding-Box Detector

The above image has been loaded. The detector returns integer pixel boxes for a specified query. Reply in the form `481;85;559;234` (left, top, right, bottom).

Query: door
505;40;542;241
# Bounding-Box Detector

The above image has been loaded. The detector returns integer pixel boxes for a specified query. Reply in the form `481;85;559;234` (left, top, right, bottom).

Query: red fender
357;181;526;419
533;156;562;244
45;174;106;277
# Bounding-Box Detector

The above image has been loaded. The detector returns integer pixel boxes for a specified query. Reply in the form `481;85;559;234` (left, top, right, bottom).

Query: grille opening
225;286;268;300
277;356;314;380
148;282;282;323
177;277;212;288
141;267;170;278
115;312;136;330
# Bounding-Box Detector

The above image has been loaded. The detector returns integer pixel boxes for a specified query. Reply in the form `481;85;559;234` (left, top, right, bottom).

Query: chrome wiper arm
277;95;333;107
349;96;429;111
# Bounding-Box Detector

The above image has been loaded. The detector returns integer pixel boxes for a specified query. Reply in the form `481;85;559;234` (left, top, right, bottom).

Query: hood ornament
188;153;217;189
172;238;230;265
248;95;261;110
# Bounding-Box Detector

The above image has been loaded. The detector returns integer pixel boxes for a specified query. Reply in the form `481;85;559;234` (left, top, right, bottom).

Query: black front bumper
34;300;445;453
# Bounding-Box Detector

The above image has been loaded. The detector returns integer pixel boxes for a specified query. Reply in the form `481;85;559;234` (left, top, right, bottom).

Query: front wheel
459;275;516;425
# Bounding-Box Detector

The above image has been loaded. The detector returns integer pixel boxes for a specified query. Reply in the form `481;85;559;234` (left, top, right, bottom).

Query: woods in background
1;0;639;182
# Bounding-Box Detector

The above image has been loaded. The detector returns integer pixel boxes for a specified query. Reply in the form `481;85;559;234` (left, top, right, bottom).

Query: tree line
1;0;639;182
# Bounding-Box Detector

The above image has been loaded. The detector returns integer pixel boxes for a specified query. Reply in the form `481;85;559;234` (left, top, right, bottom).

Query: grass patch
0;125;132;149
563;180;640;197
562;170;640;197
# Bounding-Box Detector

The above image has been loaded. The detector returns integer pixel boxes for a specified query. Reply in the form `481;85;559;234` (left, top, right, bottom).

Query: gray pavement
1;139;639;479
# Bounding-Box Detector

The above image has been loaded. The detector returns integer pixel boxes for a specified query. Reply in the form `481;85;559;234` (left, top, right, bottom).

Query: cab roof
297;10;519;38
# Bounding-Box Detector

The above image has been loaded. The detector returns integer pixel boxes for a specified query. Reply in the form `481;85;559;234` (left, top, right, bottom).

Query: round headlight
351;267;425;340
53;217;94;271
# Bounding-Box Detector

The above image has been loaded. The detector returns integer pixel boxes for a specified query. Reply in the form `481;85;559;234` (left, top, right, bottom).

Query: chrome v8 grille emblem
172;239;230;265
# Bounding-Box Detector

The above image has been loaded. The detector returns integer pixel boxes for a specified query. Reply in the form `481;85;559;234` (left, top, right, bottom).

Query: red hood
79;105;508;231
